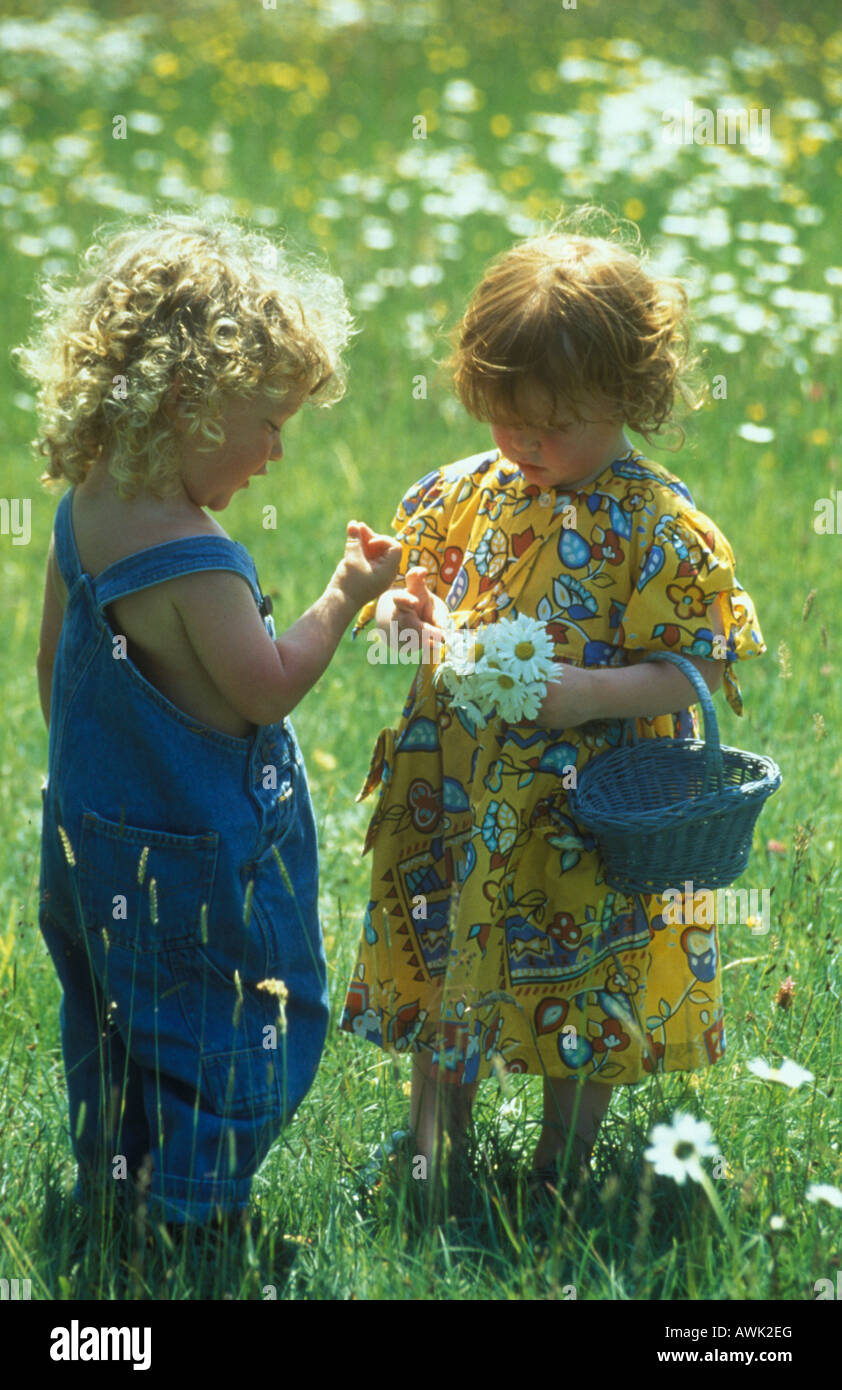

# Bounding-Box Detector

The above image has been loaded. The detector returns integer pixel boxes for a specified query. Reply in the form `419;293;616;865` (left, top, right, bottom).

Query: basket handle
623;651;724;790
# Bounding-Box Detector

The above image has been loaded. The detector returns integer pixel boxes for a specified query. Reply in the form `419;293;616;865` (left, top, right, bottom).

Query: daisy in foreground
644;1111;720;1185
644;1111;738;1252
746;1057;814;1088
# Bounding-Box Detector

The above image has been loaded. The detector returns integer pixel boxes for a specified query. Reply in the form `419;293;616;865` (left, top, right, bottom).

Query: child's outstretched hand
377;566;449;663
390;566;449;641
333;520;402;609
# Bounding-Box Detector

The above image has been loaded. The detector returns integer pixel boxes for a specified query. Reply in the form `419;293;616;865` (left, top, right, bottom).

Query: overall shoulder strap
55;486;275;631
53;488;82;591
92;536;260;610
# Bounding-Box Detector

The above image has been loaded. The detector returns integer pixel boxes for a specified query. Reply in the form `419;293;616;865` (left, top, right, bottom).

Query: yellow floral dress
339;446;766;1086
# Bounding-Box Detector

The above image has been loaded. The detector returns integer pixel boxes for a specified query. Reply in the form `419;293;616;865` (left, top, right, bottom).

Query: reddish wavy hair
447;208;703;445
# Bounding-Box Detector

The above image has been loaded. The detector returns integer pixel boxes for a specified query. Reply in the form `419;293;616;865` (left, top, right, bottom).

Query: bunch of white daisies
434;613;562;724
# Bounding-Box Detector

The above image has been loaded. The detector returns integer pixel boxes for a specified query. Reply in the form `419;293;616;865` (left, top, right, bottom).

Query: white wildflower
806;1183;842;1209
475;664;545;722
737;422;775;443
439;623;483;677
746;1057;814;1089
644;1111;720;1185
434;613;555;724
490;612;556;682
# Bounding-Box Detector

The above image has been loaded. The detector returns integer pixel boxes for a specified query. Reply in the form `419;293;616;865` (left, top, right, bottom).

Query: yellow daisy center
497;673;515;689
514;640;535;661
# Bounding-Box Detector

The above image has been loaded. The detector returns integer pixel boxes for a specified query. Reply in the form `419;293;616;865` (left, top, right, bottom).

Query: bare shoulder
53;471;272;737
69;476;254;661
71;482;231;579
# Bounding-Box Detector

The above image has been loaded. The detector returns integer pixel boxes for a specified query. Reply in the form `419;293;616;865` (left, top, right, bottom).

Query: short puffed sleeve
616;501;766;715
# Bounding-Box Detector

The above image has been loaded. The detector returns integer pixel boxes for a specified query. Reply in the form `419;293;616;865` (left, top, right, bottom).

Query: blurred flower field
0;0;839;1304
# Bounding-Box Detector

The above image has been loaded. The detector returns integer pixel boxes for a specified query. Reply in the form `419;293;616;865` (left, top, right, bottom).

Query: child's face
490;413;628;490
177;389;303;511
491;383;630;492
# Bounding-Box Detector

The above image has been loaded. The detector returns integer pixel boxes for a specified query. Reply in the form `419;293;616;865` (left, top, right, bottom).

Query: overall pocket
253;723;302;850
201;1044;282;1120
77;809;219;953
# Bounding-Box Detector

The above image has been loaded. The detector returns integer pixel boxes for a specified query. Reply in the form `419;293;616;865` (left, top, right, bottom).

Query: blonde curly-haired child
17;212;400;1228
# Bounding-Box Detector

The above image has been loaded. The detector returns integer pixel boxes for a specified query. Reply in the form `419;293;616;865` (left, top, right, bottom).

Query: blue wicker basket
568;651;782;895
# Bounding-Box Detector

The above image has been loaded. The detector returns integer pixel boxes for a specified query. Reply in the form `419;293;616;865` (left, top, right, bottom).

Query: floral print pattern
339;447;766;1085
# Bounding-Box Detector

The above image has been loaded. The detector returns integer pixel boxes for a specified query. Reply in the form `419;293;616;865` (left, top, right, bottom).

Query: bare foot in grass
409;1051;478;1178
530;1077;614;1177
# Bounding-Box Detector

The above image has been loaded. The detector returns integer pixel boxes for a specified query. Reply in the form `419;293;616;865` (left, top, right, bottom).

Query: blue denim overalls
38;487;328;1224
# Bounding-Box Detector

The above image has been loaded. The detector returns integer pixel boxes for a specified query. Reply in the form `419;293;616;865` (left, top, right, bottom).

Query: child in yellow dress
339;220;765;1184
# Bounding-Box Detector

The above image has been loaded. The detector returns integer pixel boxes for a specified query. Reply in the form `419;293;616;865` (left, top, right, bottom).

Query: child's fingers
392;591;421;612
378;545;402;584
405;566;431;595
351;519;374;544
360;530;401;561
362;535;391;558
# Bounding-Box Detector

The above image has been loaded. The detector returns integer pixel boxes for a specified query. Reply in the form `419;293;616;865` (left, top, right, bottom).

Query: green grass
1;0;840;1300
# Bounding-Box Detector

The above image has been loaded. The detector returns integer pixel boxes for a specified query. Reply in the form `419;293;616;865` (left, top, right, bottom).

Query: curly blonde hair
446;207;702;446
14;211;354;499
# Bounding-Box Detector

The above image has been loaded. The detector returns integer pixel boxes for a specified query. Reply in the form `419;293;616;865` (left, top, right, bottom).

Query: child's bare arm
375;567;448;641
538;597;728;729
537;653;722;729
174;521;401;726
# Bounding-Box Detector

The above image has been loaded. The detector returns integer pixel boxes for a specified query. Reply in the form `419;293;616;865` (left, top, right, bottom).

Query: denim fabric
38;488;328;1224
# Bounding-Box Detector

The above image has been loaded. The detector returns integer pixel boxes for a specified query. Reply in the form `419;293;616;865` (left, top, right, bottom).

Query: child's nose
512;428;539;450
499;427;537;455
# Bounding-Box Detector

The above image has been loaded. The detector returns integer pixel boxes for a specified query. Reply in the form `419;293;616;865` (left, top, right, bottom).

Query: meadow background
0;0;840;1302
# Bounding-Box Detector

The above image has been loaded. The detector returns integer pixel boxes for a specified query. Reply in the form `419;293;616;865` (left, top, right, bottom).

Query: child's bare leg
532;1078;613;1172
410;1051;477;1167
